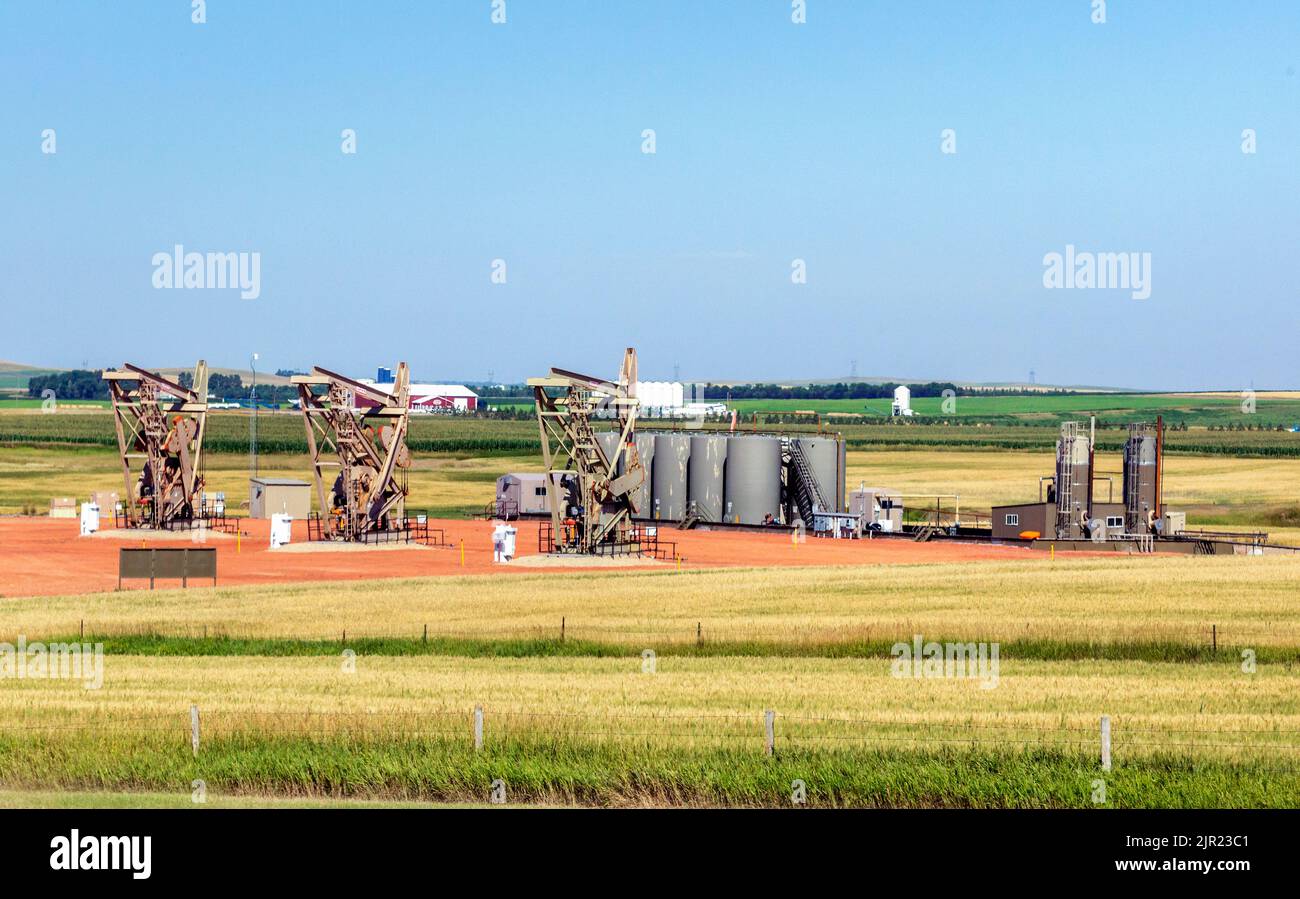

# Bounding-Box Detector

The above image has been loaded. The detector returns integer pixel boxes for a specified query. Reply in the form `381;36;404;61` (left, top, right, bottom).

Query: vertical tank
1123;423;1160;533
627;431;656;518
687;434;728;522
724;435;782;525
1054;422;1091;538
596;430;620;470
652;434;691;521
791;436;844;512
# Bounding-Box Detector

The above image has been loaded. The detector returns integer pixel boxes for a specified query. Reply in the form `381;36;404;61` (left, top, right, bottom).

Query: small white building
891;385;914;417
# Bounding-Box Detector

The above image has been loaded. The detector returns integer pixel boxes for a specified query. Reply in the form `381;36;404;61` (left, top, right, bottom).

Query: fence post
474;705;484;752
1211;624;1217;654
764;710;775;757
422;623;428;644
190;704;201;758
1100;715;1111;772
561;617;566;643
696;622;702;647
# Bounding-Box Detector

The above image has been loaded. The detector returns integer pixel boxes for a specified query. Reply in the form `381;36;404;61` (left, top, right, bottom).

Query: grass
729;392;1300;427
36;632;1300;664
0;653;1296;807
0;738;1293;808
0;788;492;809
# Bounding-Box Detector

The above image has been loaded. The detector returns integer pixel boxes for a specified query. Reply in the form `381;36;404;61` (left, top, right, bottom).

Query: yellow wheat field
2;655;1296;760
3;555;1298;646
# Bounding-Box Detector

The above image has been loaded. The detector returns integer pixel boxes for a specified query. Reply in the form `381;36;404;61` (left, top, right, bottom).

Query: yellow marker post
237;532;241;554
1050;543;1055;561
460;539;465;568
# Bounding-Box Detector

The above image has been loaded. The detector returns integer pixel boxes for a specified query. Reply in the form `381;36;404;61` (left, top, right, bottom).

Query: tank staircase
1054;422;1080;539
787;439;831;528
913;525;937;543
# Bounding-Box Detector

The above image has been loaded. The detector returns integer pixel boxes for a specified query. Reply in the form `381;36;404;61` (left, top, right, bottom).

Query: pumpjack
528;348;645;553
103;361;210;529
292;364;412;541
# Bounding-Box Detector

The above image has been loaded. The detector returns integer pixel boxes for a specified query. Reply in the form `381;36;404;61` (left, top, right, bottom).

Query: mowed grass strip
42;633;1300;664
6;556;1298;647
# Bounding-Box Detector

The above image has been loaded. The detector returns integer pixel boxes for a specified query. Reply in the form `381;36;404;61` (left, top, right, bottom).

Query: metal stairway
787;439;830;526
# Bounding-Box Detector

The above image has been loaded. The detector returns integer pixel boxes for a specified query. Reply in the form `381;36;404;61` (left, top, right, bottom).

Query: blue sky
2;1;1297;389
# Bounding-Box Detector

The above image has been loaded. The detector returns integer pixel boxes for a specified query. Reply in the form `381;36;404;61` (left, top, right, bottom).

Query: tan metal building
250;478;312;519
992;501;1127;541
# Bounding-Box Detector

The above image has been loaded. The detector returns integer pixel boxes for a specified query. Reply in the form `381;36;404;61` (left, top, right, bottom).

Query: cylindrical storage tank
596;430;620;470
724;436;782;525
791;436;844;512
627;432;656;518
652;434;691;521
1123;431;1158;531
687;435;728;522
1054;428;1091;536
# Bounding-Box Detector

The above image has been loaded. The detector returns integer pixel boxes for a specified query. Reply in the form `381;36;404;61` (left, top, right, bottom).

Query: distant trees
27;370;107;401
701;382;961;401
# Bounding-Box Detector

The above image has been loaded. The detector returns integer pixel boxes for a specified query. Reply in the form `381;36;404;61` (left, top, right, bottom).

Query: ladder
787;439;830;528
1055;422;1079;539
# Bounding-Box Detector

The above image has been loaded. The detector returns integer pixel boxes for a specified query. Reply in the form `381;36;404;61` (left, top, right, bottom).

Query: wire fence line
2;706;1298;769
7;619;1300;648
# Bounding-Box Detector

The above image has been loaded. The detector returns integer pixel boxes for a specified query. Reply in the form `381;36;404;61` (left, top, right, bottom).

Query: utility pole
250;352;259;479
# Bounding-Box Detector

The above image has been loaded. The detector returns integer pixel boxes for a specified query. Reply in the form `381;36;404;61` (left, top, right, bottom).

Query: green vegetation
3;409;1297;457
0;734;1290;808
44;632;1300;665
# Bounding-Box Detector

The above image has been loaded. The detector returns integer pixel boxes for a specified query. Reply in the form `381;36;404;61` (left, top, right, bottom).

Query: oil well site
0;347;1297;812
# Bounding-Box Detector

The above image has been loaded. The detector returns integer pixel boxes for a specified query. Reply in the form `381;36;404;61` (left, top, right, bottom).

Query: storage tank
652;434;691;521
687;434;728;522
790;436;844;513
1123;424;1160;533
1054;422;1091;538
724;436;782;525
596;430;620;470
627;432;656;518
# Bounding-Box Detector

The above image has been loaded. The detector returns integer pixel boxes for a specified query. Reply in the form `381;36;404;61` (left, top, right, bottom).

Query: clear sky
2;1;1297;389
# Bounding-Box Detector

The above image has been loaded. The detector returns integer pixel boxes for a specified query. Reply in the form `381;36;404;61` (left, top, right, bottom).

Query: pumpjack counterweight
528;348;645;554
102;361;210;529
293;363;413;542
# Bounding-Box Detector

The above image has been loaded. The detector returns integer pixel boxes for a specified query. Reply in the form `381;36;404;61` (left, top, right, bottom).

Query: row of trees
702;382;961;400
27;370;107;400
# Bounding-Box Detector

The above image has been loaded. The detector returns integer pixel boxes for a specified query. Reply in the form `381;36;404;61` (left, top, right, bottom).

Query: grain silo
652;434;691;521
724;435;782;525
687;434;728;522
1123;419;1163;533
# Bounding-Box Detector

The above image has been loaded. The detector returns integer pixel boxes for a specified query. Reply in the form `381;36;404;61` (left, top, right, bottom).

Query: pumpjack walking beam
291;363;412;541
527;348;644;554
102;361;210;529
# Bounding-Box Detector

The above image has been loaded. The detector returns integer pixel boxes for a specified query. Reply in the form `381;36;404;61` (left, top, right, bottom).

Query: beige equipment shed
250;478;312;520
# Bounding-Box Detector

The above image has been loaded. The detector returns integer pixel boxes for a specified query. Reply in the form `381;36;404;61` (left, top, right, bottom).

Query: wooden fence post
190;704;201;758
474;705;484;752
764;710;775;757
1100;715;1111;772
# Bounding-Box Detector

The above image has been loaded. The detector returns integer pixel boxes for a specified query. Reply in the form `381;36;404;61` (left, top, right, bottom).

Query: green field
3;409;1298;458
728;392;1300;427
